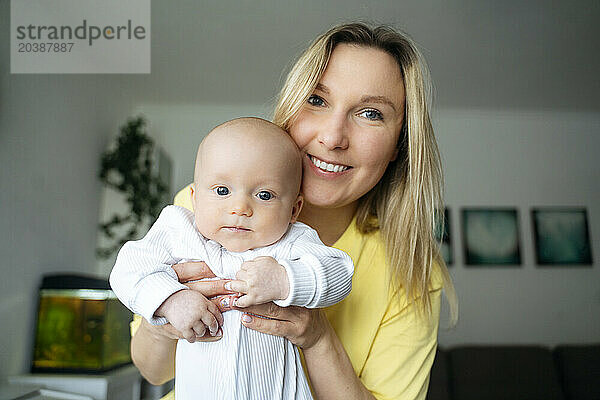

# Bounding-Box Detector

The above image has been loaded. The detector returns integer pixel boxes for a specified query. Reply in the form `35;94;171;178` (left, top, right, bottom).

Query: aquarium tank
32;274;132;373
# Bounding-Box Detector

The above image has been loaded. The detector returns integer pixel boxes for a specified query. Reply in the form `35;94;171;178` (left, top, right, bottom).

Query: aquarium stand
8;364;141;400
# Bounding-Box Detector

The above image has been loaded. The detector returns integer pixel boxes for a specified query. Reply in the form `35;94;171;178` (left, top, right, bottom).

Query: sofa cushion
427;348;451;400
449;346;564;400
554;344;600;400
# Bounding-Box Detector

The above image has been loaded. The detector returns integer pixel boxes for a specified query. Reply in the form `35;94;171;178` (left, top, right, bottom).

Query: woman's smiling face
289;44;405;210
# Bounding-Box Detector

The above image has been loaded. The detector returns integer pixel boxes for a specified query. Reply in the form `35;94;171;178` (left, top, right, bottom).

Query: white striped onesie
110;205;354;400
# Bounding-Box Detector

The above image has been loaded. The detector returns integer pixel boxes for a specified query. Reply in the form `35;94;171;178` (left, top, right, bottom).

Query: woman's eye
214;186;230;196
307;95;325;107
257;191;273;201
359;109;384;121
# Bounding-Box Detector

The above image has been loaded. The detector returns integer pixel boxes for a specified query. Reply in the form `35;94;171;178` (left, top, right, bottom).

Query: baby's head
191;117;303;252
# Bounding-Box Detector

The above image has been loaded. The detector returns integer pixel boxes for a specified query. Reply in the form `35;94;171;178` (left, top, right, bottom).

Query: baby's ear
190;185;196;212
290;194;304;224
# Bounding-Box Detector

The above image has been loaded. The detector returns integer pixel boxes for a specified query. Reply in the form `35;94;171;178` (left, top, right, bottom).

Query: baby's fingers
195;328;223;342
239;259;255;271
206;299;224;327
225;279;248;294
192;323;206;339
182;328;196;343
201;312;219;336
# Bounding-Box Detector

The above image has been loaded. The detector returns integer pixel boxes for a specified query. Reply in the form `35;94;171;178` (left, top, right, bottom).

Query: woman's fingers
236;302;286;320
211;294;239;312
240;312;289;337
185;279;235;298
172;261;216;283
236;303;292;337
237;303;327;348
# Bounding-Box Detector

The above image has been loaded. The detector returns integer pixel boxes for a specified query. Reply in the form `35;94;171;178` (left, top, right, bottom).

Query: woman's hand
233;302;329;349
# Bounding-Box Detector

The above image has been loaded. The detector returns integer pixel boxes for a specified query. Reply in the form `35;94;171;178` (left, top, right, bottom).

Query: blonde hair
273;23;457;325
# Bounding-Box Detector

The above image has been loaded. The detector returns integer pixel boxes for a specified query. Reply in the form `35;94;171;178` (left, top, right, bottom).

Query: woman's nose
230;197;252;217
317;112;349;150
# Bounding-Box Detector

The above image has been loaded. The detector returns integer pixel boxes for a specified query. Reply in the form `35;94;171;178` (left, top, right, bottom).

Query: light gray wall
0;1;136;377
435;109;600;347
138;0;600;111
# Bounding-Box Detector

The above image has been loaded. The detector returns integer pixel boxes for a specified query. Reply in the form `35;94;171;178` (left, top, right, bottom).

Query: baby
110;118;354;400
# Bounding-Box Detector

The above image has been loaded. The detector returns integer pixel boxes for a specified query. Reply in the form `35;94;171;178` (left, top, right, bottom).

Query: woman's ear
290;194;304;224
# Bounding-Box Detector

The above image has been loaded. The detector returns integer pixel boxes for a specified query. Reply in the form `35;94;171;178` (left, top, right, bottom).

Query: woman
130;22;457;399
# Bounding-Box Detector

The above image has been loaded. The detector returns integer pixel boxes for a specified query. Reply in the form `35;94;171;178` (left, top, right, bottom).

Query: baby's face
192;121;302;253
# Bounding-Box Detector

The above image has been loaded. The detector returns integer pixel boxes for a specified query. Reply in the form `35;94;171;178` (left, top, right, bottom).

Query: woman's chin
303;192;357;212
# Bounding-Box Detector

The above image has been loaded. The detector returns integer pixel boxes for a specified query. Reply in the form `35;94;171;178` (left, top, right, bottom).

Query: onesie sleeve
274;225;354;308
109;206;195;325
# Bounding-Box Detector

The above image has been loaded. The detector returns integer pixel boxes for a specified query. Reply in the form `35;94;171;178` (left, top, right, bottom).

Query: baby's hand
155;289;222;343
228;256;289;308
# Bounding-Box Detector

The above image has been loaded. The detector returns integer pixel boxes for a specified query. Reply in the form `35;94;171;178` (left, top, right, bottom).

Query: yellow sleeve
130;313;142;337
173;184;194;211
128;185;192;400
360;288;442;400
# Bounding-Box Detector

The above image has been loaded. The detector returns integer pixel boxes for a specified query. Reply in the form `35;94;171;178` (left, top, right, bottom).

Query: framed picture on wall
461;208;521;266
532;208;593;266
435;208;453;265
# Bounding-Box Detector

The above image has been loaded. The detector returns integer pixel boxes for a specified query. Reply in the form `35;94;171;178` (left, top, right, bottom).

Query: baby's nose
230;198;252;217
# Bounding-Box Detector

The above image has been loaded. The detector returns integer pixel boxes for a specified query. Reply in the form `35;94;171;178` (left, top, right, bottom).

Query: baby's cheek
269;219;293;242
194;214;217;240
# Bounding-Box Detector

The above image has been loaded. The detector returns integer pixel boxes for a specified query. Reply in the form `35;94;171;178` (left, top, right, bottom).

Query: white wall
0;2;136;376
435;109;600;347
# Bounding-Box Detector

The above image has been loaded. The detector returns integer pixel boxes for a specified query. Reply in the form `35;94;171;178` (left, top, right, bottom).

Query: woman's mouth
308;154;351;173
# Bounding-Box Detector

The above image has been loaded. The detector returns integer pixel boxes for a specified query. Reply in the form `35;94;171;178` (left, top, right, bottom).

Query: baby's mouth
308;154;351;173
222;226;252;232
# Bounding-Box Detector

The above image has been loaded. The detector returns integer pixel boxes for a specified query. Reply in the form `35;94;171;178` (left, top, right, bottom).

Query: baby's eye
214;186;230;196
257;191;273;201
307;95;325;107
359;109;384;121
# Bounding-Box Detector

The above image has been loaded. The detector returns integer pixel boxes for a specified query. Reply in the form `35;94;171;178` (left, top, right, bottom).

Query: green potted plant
97;116;168;259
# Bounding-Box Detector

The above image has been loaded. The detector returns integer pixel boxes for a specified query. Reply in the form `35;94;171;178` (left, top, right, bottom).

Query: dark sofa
427;344;600;400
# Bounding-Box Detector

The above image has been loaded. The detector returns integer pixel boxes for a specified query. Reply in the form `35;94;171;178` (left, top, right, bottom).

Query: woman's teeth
310;155;349;173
